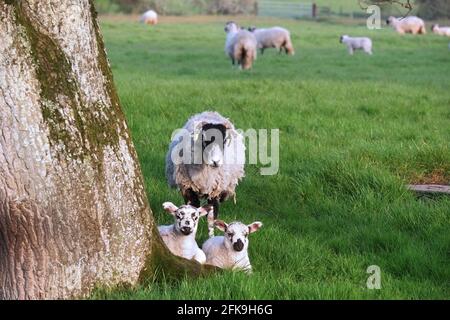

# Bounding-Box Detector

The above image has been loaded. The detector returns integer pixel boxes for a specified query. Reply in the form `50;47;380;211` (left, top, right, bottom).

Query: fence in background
256;1;313;19
256;1;371;20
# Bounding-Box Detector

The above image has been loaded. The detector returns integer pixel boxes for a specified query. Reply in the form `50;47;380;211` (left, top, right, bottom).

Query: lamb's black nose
180;227;192;235
233;239;244;252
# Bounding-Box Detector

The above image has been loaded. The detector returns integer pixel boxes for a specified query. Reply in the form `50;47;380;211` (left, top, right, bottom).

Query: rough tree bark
0;0;206;300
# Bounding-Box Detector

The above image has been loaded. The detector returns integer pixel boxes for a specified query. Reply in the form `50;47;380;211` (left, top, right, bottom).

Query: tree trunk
0;0;175;299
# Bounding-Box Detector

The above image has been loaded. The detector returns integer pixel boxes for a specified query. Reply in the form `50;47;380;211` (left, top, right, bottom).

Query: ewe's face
224;22;239;33
163;202;210;236
199;124;228;168
386;16;394;25
215;221;263;252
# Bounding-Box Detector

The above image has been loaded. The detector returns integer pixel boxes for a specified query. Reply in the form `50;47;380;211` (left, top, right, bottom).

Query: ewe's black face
215;220;263;252
200;123;227;168
163;202;210;236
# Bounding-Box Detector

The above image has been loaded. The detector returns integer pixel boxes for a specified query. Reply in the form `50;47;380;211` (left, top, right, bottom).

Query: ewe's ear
214;220;228;232
248;221;263;234
198;205;213;217
162;202;178;215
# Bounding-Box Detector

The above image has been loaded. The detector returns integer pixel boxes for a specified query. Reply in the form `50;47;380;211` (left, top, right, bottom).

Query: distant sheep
202;220;263;273
140;10;158;25
158;202;212;264
248;26;295;55
431;24;450;37
386;16;426;35
340;35;373;55
224;21;257;70
165;111;245;237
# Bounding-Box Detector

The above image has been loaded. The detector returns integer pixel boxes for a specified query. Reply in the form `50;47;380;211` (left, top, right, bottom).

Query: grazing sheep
165;111;245;237
224;21;257;70
340;35;373;55
431;24;450;37
158;202;212;264
140;10;158;25
386;16;426;35
248;26;295;55
202;220;263;273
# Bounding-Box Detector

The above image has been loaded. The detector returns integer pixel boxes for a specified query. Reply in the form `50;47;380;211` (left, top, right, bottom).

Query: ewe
165;111;245;237
431;24;450;37
386;16;426;35
248;26;295;55
224;21;258;70
140;10;158;25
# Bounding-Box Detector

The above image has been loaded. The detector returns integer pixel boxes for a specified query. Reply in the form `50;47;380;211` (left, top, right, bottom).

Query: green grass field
93;15;450;299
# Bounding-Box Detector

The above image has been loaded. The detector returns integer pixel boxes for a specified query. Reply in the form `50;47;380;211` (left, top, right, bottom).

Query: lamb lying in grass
386;16;426;35
340;35;373;55
431;24;450;37
158;202;212;264
202;220;262;273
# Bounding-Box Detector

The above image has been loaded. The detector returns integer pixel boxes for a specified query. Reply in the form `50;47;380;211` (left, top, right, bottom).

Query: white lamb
140;10;158;25
340;35;373;55
158;202;212;264
248;26;295;55
224;21;257;70
202;220;262;273
431;24;450;37
386;16;426;35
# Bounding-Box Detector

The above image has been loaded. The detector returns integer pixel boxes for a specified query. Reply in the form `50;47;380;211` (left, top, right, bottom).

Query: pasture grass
93;15;450;299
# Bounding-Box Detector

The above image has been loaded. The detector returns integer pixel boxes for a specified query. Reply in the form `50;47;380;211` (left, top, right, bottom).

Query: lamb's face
431;24;438;32
248;26;257;32
163;202;211;236
215;220;263;252
340;35;348;43
224;21;239;33
386;16;395;25
198;123;228;168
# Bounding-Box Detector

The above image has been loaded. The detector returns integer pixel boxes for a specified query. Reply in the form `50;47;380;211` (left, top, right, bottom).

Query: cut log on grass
407;185;450;196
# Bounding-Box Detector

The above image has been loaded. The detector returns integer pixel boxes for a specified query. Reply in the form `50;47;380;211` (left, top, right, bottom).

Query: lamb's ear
248;221;263;234
162;202;178;215
214;220;228;232
198;205;213;217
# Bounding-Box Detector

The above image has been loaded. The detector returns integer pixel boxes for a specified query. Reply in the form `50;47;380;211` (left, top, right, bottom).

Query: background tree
415;0;450;19
0;0;204;300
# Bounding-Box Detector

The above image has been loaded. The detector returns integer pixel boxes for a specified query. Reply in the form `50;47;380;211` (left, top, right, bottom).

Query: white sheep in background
431;24;450;37
248;26;295;55
158;202;212;264
202;220;263;273
386;16;426;35
165;111;245;237
224;21;257;70
140;10;158;25
340;35;373;55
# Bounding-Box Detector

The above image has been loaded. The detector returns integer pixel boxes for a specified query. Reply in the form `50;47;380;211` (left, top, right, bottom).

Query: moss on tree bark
0;0;213;300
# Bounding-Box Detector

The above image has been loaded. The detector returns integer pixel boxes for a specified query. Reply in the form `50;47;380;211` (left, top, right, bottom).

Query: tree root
139;226;219;284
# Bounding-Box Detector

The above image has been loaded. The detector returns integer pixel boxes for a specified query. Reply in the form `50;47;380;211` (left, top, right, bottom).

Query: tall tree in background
416;0;450;19
0;0;201;299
